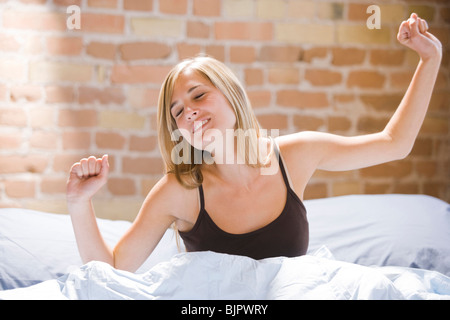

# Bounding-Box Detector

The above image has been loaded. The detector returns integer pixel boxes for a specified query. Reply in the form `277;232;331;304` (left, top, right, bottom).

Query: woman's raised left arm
383;13;442;157
279;13;442;174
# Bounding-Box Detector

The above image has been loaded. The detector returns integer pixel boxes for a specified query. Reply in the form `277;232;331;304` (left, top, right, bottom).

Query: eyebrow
170;85;202;110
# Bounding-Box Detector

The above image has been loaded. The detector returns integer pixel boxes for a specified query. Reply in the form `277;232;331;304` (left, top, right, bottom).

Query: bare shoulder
274;132;325;196
275;131;324;159
141;173;199;223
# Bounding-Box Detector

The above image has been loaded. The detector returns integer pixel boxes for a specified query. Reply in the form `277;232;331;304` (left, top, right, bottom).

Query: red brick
53;0;81;5
302;47;328;63
41;178;67;194
247;90;271;108
276;90;329;108
87;42;116;60
215;22;273;41
78;86;125;105
30;107;55;128
347;71;385;88
177;43;202;60
80;13;125;33
20;0;46;4
129;135;158;151
305;69;342;86
415;160;437;178
108;178;136;195
410;137;433;157
30;131;58;149
360;94;402;112
244;68;264;86
88;0;117;8
123;0;152;11
62;131;91;150
328;116;352;132
205;45;225;61
294;115;325;131
230;46;256;63
260;45;303;63
268;68;299;84
360;160;413;178
96;132;126;149
257;114;288;130
160;0;188;14
58;109;98;127
0;133;22;150
331;48;365;66
10;85;42;102
357;116;388;133
45;86;75;103
370;49;406;66
348;3;368;20
0;108;27;127
111;65;171;84
122;157;164;175
46;36;83;56
0;155;48;174
120;42;171;60
187;21;210;38
193;0;221;16
390;71;415;90
128;87;160;108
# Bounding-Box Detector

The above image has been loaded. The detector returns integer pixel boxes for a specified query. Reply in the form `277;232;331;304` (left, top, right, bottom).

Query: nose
186;108;198;121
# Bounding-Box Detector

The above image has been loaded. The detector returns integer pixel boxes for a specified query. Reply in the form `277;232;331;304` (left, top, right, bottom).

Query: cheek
214;97;237;128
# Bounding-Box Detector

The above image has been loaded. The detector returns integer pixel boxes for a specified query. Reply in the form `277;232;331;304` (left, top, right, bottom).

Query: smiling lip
193;118;210;133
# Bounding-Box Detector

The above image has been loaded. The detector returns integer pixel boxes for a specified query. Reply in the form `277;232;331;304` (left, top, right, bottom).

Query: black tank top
179;141;309;260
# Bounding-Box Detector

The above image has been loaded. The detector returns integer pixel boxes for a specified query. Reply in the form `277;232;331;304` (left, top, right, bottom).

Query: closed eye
175;107;184;117
194;92;205;100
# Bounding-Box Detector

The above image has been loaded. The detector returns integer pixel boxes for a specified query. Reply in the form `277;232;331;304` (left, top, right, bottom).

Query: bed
0;194;449;300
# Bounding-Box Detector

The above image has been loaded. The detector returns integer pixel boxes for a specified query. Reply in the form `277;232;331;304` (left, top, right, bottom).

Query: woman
67;14;442;272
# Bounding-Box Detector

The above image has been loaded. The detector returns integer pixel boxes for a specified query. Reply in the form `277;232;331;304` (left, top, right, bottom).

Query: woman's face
170;69;237;150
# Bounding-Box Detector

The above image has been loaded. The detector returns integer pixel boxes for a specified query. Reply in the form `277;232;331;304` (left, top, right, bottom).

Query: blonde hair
157;56;273;189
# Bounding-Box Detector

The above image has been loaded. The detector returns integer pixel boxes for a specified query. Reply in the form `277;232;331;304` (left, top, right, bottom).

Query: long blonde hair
157;56;273;189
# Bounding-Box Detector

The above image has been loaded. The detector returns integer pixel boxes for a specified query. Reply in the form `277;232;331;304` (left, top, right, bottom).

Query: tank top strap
272;138;292;191
198;184;205;211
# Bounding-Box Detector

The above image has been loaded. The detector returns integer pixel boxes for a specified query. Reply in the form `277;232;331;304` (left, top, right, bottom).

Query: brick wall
0;0;448;221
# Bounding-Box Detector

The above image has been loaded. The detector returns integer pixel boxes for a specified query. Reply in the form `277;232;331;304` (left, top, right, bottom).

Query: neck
201;136;274;189
204;162;260;191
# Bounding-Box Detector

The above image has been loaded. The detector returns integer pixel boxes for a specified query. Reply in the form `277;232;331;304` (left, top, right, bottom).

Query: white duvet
1;247;449;300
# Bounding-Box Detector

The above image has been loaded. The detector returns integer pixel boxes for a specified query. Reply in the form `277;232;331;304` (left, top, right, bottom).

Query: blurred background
0;0;448;221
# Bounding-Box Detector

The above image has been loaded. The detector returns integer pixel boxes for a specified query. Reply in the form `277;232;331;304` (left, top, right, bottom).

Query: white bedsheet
1;247;449;300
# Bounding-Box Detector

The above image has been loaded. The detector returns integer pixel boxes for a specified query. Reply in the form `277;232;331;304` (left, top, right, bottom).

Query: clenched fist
67;154;109;203
397;13;442;61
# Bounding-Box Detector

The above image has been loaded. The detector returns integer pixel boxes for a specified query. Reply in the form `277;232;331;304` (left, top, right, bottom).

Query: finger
80;158;89;177
397;21;410;42
70;162;83;179
99;154;109;178
95;158;102;175
408;13;419;36
418;18;428;34
87;156;97;175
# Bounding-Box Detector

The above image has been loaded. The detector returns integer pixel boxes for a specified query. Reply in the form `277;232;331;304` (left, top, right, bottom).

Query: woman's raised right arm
67;155;115;265
67;155;178;272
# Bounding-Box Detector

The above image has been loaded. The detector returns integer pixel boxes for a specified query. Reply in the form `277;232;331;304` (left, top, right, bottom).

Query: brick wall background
0;0;448;221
